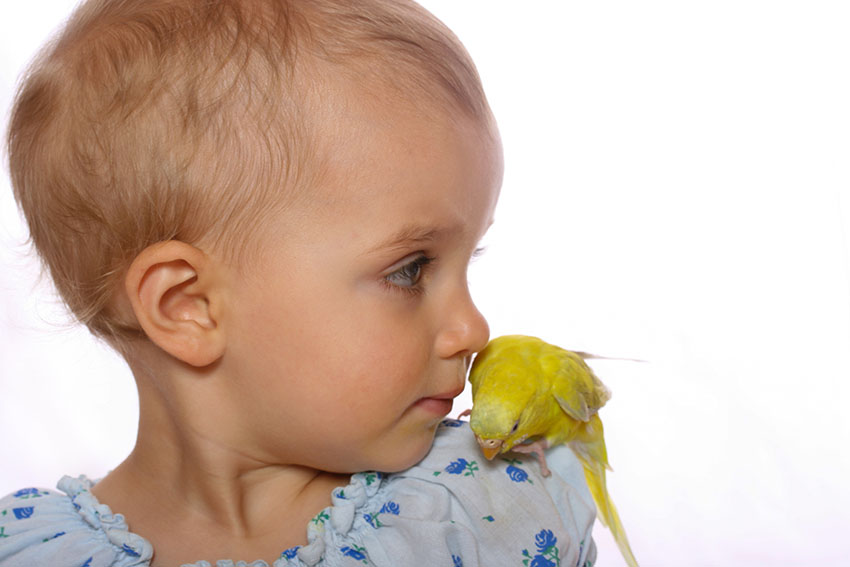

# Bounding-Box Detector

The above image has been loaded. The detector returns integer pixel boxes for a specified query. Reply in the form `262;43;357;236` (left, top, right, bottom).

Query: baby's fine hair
7;0;490;345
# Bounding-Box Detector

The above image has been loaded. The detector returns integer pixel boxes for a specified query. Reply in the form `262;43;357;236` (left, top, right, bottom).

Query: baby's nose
434;290;490;360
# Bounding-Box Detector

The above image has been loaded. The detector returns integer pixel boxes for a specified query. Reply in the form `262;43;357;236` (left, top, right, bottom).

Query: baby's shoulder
330;420;598;567
0;476;152;567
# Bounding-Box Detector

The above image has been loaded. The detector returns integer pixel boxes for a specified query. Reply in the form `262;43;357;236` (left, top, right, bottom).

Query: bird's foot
511;439;552;477
457;408;472;419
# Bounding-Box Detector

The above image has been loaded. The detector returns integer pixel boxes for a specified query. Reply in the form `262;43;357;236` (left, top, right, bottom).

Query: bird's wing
548;349;611;423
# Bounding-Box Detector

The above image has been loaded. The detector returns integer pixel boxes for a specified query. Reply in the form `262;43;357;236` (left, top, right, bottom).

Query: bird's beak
475;436;503;460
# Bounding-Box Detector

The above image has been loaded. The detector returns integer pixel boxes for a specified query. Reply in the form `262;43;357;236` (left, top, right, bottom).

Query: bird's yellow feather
468;335;638;567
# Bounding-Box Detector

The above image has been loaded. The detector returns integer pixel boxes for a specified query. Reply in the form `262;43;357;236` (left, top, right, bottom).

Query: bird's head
470;408;528;460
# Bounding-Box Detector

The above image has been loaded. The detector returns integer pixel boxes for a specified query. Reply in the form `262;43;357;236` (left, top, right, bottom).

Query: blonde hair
7;0;491;344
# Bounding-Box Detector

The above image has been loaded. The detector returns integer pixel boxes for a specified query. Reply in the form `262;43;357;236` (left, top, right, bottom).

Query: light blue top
0;420;597;567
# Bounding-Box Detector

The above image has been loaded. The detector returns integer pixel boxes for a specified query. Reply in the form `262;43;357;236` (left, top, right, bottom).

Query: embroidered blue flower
80;558;93;567
440;458;478;477
451;554;463;567
12;507;33;520
446;458;468;474
13;488;43;499
441;419;464;428
341;544;368;563
522;529;560;567
506;465;530;483
122;543;141;557
535;530;557;552
365;500;401;527
281;546;300;559
503;458;534;484
530;556;556;567
482;515;495;522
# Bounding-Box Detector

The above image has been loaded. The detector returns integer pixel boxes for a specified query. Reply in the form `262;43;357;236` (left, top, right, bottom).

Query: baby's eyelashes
383;253;435;294
380;242;488;297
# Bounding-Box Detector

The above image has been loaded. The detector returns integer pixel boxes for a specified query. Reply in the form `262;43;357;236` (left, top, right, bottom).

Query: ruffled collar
59;475;153;565
58;471;382;567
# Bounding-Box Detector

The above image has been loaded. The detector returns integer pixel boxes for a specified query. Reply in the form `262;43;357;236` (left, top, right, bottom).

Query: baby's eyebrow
365;223;458;254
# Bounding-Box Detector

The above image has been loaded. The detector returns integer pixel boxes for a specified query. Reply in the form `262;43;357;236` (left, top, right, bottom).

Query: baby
0;1;597;565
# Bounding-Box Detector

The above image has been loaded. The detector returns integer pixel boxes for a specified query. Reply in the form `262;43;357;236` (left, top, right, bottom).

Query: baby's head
8;0;496;342
9;0;502;472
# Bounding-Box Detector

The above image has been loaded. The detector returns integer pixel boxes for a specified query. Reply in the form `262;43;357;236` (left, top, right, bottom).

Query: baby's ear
125;241;225;366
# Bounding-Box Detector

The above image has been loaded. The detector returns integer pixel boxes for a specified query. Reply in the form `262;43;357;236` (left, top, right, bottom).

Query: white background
2;2;849;565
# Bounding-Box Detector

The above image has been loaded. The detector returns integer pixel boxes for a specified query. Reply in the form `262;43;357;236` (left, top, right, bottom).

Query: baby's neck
92;362;350;565
93;454;348;566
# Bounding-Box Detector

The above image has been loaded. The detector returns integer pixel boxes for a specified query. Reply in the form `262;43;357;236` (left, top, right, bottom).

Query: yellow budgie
465;334;638;567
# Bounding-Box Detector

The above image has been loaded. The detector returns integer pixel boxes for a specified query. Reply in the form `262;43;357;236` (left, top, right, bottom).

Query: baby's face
222;89;502;473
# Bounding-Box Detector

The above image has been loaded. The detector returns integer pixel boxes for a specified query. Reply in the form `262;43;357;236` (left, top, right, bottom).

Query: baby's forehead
314;77;494;167
288;79;501;213
270;58;496;179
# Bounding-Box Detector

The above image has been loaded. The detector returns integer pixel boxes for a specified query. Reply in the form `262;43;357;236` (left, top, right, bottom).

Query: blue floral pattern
433;457;479;477
452;554;464;567
12;507;34;520
364;500;400;528
503;458;534;484
340;543;369;563
13;488;46;499
281;546;300;560
522;529;561;567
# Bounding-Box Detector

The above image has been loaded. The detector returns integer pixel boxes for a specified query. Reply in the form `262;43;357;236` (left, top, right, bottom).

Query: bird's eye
510;421;519;434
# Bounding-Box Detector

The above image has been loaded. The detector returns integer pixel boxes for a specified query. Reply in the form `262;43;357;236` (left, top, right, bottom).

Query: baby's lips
432;384;465;401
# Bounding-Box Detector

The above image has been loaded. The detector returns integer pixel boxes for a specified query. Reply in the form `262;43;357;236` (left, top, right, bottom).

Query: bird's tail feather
571;418;638;567
573;351;647;364
580;459;638;567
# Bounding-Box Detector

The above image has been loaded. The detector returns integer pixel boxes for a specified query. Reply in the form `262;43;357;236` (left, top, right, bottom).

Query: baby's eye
384;254;434;289
471;246;487;261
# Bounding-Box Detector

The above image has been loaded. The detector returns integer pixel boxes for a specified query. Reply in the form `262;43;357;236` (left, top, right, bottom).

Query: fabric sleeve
0;478;151;567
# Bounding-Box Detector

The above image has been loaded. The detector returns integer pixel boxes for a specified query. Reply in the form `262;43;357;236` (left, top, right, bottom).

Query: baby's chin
326;425;440;475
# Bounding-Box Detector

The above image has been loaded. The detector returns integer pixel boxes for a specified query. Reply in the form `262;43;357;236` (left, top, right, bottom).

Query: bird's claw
510;439;552;477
